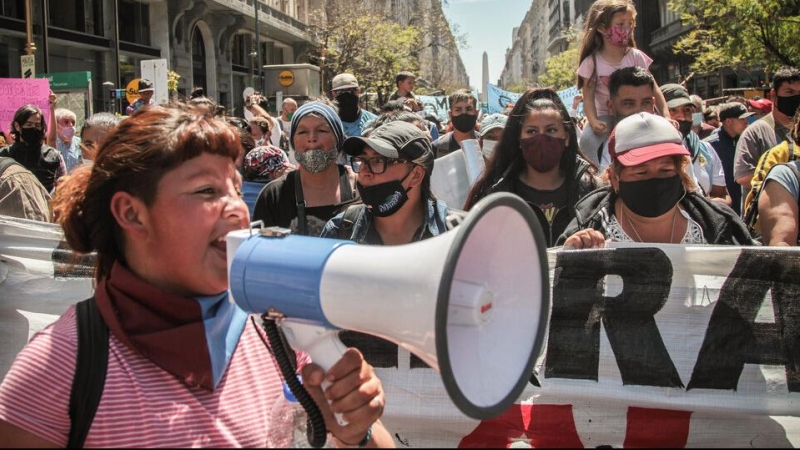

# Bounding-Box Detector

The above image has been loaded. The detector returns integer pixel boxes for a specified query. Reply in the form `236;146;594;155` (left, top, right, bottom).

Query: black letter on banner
688;249;800;392
337;331;429;369
546;248;682;387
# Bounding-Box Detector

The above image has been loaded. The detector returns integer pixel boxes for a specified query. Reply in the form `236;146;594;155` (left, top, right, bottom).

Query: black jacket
487;157;602;247
0;142;63;192
556;188;758;246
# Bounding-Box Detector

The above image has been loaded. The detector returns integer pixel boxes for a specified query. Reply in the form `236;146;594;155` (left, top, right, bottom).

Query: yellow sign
126;78;141;104
278;70;294;87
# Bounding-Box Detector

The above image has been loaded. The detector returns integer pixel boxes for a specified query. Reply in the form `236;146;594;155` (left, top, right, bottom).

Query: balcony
649;19;693;53
209;0;308;43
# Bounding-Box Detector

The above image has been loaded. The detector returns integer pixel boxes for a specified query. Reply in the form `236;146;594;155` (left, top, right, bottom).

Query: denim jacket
320;196;452;244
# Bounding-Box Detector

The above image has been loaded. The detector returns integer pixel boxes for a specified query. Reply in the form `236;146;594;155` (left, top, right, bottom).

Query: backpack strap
337;204;363;240
0;156;20;177
67;297;109;449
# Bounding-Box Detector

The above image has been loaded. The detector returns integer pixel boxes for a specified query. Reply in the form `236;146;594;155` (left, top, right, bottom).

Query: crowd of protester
1;0;799;446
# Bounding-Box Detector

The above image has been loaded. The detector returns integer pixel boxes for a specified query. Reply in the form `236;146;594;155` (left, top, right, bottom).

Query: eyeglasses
351;156;408;174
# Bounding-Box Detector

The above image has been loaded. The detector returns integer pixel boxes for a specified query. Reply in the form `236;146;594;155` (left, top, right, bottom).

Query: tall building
481;51;488;102
2;0;315;116
381;0;469;91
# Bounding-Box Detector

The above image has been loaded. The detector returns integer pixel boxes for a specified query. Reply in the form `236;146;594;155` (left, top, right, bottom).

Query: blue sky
442;0;533;93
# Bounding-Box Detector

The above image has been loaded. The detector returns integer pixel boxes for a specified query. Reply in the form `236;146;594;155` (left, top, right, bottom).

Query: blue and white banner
486;84;585;116
486;84;523;114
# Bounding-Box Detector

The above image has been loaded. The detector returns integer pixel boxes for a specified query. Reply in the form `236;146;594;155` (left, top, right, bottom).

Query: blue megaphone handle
229;233;354;327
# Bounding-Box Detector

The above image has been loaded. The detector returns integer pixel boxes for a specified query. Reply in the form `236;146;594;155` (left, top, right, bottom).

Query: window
192;27;207;93
0;0;24;19
232;34;251;67
119;0;150;45
50;0;84;31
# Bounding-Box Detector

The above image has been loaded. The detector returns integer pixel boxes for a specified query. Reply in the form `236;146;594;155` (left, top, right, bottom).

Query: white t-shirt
692;141;726;196
577;48;653;117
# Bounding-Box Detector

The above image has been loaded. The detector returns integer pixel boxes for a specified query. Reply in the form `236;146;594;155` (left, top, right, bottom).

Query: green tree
670;0;800;74
539;28;581;91
306;0;423;104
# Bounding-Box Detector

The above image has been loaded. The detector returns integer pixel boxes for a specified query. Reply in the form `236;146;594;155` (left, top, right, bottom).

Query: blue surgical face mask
691;112;703;127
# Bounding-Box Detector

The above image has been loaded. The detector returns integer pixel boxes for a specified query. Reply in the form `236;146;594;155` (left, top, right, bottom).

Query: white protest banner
486;84;523;114
2;215;799;448
0;78;51;139
429;142;484;210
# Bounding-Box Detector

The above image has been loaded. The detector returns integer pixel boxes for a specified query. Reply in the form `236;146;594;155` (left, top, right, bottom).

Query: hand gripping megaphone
227;192;549;421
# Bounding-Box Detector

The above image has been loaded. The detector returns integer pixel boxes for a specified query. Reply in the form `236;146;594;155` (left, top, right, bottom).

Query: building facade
2;0;312;116
497;0;770;101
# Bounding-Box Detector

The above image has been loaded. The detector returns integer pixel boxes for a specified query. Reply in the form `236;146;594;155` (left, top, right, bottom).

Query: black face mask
677;120;693;139
356;171;412;217
20;128;44;146
776;94;800;118
617;174;685;218
451;113;478;133
336;93;360;122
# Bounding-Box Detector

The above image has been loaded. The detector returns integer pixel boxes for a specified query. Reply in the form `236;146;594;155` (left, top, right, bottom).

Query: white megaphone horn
227;192;550;420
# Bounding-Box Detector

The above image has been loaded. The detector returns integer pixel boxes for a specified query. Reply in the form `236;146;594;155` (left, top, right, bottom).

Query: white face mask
482;139;498;159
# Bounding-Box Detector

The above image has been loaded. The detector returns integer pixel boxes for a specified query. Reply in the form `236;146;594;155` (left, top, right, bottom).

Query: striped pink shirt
0;305;305;447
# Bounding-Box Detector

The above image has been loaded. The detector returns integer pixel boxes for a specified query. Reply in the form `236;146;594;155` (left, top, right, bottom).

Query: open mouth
211;235;227;252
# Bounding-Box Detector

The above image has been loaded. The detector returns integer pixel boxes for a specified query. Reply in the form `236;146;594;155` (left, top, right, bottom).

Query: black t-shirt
514;178;570;245
252;165;355;236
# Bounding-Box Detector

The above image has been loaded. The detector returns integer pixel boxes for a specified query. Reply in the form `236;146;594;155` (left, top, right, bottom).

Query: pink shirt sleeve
626;48;653;70
577;55;596;81
0;307;77;447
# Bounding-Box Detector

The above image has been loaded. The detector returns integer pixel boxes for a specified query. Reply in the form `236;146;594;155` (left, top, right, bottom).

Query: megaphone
227;192;549;420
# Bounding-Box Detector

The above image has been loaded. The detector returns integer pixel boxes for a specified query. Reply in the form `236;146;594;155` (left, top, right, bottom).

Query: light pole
254;0;264;94
24;0;36;55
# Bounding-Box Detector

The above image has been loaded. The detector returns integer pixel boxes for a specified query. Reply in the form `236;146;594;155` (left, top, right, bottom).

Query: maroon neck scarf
94;262;246;391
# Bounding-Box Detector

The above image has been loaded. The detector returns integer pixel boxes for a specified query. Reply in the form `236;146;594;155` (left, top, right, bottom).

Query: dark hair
395;72;415;85
608;66;655;98
53;103;242;280
773;66;800;92
448;88;477;109
10;104;47;140
380;99;408;113
226;116;252;134
577;0;638;89
465;88;595;210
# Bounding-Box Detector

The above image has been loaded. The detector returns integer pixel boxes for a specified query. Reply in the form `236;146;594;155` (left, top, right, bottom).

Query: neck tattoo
623;204;679;244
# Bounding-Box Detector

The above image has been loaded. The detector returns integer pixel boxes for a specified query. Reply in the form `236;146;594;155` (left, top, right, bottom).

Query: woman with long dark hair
464;88;603;246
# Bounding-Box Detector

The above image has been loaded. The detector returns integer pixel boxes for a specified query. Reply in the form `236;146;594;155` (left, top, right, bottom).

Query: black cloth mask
617;174;685;218
356;170;412;217
20;128;44;146
451;113;478;133
337;93;360;123
677;120;693;139
776;94;800;119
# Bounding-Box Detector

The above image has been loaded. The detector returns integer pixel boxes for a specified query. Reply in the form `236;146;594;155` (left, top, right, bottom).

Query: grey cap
480;113;507;137
343;121;432;160
660;83;693;109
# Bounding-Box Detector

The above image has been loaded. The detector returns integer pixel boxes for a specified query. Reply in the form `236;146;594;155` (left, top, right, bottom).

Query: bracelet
335;424;372;448
357;425;372;448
